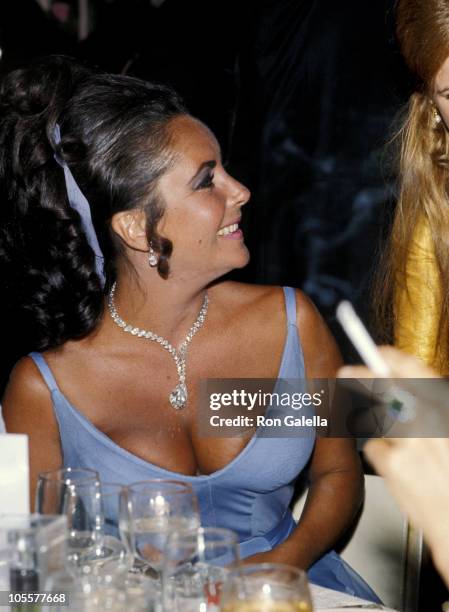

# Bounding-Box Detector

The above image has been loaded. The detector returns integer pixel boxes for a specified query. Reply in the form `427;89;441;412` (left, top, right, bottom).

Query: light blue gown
29;287;379;602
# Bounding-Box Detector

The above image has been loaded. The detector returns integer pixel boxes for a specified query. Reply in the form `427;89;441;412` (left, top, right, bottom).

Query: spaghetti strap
282;286;297;326
28;352;59;393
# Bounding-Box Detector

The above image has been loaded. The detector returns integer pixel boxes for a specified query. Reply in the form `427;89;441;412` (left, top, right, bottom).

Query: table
311;584;398;611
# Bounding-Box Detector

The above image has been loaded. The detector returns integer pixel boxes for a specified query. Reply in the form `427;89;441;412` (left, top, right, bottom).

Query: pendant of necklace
107;282;208;410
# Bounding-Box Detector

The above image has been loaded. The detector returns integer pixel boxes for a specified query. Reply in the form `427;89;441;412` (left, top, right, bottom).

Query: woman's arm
2;357;62;510
246;291;363;568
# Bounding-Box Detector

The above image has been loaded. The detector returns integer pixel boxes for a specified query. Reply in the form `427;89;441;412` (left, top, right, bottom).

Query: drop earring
432;106;442;129
148;243;158;267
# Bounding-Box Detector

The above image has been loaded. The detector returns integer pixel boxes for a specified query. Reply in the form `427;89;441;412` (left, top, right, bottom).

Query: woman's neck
108;272;210;345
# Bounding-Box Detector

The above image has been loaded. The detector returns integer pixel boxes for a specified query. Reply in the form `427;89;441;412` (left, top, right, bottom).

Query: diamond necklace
107;282;209;410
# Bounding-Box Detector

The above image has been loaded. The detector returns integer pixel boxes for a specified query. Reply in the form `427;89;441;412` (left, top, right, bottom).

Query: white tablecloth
311;584;397;611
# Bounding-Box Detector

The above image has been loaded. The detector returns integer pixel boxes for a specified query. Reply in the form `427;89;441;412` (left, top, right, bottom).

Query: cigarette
336;301;391;377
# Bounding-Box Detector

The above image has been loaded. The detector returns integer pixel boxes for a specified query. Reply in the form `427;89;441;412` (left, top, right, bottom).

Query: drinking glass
122;480;200;576
220;563;313;612
101;482;126;539
79;483;130;581
0;514;67;594
36;468;102;568
162;527;240;611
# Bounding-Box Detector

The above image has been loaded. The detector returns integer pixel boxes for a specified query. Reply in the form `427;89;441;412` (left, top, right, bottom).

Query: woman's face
155;115;250;281
433;55;449;126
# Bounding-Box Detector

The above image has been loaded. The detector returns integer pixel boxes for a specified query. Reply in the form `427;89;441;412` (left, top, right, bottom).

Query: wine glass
76;483;138;612
81;483;130;577
220;563;314;612
122;480;200;577
36;468;99;511
162;527;240;611
36;468;102;568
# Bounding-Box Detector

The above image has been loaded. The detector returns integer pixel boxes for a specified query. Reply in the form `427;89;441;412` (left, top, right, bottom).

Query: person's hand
337;346;437;379
363;436;449;586
364;437;449;541
337;344;446;535
338;346;449;584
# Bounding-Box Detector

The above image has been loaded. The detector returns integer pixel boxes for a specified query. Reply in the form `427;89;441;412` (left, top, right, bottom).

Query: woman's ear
110;209;148;251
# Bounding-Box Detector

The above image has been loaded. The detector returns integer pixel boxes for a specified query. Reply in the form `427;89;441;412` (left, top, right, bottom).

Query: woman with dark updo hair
0;56;378;600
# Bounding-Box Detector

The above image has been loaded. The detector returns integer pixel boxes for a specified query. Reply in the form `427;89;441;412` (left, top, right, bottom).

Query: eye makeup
190;160;217;190
196;171;215;190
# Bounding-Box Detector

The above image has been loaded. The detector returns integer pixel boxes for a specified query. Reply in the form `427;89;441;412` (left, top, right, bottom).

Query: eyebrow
189;160;217;186
437;86;449;95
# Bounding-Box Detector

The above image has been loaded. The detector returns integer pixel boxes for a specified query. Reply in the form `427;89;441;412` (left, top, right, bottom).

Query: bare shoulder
210;281;322;325
208;282;342;375
2;355;57;433
293;289;343;376
4;355;51;400
293;288;326;333
209;280;284;315
3;355;62;506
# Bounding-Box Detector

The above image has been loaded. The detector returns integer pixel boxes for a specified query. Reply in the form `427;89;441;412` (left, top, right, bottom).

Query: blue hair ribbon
53;124;106;287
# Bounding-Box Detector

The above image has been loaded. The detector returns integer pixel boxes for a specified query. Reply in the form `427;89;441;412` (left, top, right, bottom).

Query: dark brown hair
0;55;186;353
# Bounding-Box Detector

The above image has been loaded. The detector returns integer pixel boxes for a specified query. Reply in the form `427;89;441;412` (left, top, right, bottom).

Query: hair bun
0;56;88;117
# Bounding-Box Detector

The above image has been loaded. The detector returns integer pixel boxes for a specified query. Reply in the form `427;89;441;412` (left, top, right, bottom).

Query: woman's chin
210;251;250;280
230;247;251;270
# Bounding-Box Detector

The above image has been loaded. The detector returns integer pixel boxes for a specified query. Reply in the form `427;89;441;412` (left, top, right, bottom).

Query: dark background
0;0;410;361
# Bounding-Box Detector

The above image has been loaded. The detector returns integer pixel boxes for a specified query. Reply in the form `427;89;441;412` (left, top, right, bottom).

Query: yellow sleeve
394;217;448;374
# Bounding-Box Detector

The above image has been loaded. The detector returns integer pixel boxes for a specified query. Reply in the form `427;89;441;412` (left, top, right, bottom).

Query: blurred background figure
374;0;449;376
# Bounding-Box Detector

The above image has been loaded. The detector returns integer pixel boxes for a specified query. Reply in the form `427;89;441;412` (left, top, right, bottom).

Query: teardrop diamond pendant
108;283;208;410
169;383;188;410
